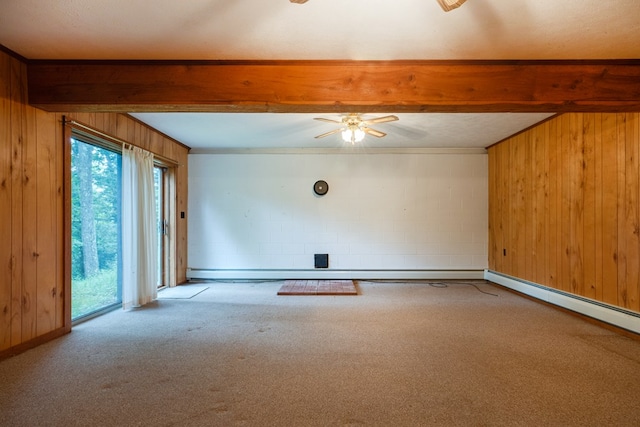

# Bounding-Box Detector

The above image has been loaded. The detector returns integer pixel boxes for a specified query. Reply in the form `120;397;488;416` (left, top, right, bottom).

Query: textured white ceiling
1;0;637;149
130;112;555;151
2;0;639;60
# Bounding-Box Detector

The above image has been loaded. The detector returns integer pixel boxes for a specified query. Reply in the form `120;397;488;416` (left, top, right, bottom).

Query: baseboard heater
187;269;485;281
484;270;640;334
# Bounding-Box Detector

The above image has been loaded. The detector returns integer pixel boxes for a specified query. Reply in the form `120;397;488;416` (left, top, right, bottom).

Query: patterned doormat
277;280;357;296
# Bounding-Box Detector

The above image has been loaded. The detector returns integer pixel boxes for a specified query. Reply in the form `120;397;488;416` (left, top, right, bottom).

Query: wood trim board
27;60;640;113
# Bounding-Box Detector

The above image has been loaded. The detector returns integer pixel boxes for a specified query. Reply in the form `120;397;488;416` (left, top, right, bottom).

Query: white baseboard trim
485;270;640;334
187;268;485;281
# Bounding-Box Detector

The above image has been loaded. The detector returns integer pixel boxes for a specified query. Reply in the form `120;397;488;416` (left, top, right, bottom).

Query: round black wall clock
313;180;329;196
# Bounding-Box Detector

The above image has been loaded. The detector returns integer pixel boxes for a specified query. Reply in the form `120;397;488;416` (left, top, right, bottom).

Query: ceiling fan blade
363;127;387;138
315;128;343;139
362;115;399;125
435;0;467;12
314;117;343;124
296;0;466;10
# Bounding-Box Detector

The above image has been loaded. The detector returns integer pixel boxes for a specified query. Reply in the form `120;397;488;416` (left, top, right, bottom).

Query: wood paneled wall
489;112;640;313
1;50;65;353
0;49;189;356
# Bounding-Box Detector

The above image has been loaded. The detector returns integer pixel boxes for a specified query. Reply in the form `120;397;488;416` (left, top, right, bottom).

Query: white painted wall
188;152;488;276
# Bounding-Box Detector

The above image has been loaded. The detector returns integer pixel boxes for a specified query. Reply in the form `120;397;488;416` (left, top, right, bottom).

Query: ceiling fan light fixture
436;0;467;12
342;127;365;144
314;113;398;144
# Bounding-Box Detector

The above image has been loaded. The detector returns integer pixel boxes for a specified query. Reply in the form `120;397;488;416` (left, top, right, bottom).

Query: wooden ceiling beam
27;60;640;113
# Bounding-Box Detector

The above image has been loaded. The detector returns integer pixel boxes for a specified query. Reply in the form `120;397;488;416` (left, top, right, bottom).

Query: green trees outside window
71;138;122;320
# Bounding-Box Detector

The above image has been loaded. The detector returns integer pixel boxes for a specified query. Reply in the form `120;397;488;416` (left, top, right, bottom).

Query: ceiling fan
434;0;468;11
314;113;399;144
290;0;468;12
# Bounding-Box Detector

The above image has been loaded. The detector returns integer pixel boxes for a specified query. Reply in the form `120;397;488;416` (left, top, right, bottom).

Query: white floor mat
158;285;209;299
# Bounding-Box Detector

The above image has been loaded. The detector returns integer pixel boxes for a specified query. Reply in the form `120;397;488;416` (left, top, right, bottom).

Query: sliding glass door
154;166;167;288
71;136;170;320
71;137;122;320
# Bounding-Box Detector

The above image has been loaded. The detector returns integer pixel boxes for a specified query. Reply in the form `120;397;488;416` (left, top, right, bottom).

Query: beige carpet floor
1;280;640;426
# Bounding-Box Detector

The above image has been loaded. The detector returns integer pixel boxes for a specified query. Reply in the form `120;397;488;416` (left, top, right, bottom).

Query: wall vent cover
314;254;329;268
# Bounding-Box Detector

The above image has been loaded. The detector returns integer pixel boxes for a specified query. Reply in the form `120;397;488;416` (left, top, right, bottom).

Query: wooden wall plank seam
547;117;559;288
560;114;572;294
570;113;584;296
534;121;547;285
10;54;25;347
36;109;59;334
601;113;619;306
617;114;628;308
0;49;13;351
583;113;597;300
21;66;38;343
626;113;640;311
